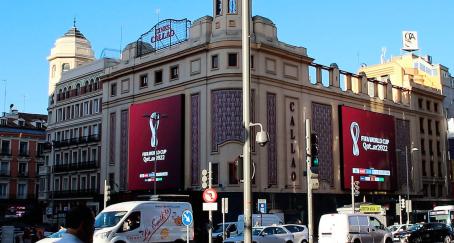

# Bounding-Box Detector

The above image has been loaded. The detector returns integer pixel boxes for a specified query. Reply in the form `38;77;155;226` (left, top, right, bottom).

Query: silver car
224;226;294;243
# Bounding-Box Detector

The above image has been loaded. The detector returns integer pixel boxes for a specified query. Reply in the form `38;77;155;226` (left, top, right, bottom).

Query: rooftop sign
137;18;191;57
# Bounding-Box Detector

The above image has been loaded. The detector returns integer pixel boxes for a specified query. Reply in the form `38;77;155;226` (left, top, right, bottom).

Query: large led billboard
128;95;184;191
339;106;396;191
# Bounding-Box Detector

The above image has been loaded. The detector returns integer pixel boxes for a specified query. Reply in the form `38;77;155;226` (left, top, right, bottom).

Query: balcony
38;166;50;176
17;171;29;177
52;188;98;198
53;160;99;173
0;170;10;176
52;134;101;149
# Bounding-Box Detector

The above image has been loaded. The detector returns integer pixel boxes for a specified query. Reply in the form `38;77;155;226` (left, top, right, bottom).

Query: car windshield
94;211;127;228
407;224;423;231
252;228;263;236
213;224;228;233
387;225;399;231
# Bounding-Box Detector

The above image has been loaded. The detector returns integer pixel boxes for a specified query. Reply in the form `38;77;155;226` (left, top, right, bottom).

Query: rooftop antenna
73;16;76;28
156;8;160;23
380;47;387;64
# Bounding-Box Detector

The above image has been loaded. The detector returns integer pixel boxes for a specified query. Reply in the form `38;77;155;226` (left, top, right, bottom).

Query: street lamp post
147;112;166;195
397;146;418;224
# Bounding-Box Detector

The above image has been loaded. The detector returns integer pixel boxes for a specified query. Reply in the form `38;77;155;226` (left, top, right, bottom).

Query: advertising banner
339;106;396;191
128;95;184;191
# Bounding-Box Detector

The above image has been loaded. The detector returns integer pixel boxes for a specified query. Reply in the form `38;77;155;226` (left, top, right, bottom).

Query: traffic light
105;184;111;202
401;199;406;209
353;181;360;196
235;155;244;182
310;133;319;173
201;169;208;189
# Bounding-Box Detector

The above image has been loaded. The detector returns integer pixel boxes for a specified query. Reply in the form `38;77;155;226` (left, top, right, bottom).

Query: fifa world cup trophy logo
149;112;160;148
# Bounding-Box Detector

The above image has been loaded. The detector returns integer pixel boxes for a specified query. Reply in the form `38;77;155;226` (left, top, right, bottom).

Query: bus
428;205;454;226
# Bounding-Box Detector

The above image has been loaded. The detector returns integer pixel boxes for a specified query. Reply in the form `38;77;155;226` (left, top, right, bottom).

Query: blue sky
1;0;453;114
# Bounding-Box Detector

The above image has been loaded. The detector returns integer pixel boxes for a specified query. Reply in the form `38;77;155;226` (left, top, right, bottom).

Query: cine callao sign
339;105;397;191
127;95;184;191
151;24;175;43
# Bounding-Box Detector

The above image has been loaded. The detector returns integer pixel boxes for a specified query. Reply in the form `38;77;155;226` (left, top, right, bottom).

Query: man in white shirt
57;205;95;243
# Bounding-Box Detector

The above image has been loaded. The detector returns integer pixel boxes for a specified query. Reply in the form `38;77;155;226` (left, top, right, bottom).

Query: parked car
93;201;194;243
237;214;284;235
212;222;237;241
282;224;308;243
394;222;454;243
36;229;66;243
318;213;393;243
224;225;294;243
386;224;412;241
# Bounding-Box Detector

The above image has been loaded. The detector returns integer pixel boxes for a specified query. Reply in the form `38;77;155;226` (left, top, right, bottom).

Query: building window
0;119;6;126
110;83;117;97
109;173;115;189
211;55;219;69
0;183;8;199
434;103;439;113
436;121;440;136
212;163;219;185
139;74;148;88
228;53;238;67
437;141;441;156
19;141;27;156
422;160;427;176
438;162;442;178
84;102;89;116
429;140;433;155
0;161;9;176
229;162;239;184
154;70;163;84
419;118;425;133
18;162;27;176
228;0;237;13
71;177;78;191
251;55;254;69
90;175;96;190
428;119;432;135
54;178;60;191
431;184;436;197
18;120;25;126
438;185;443;197
17;183;27;199
215;0;222;15
423;184;428;197
170;66;179;80
421;139;425;155
430;161;434;177
62;63;70;72
426;100;431;111
81;177;87;190
1;141;10;155
109;113;116;164
418;98;423;109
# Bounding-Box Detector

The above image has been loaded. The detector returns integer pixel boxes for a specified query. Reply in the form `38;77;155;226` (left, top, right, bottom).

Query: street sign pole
222;198;228;241
186;225;189;243
182;210;193;243
351;176;355;214
208;162;212;243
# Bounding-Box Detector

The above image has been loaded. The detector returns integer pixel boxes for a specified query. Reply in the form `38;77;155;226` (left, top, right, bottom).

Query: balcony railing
52;188;98;198
19;150;29;157
53;160;99;173
0;150;11;156
53;134;101;148
0;170;10;176
38;166;50;175
17;171;29;177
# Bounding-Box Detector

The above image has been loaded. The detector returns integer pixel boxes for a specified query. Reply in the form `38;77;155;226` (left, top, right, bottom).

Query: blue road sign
182;210;193;226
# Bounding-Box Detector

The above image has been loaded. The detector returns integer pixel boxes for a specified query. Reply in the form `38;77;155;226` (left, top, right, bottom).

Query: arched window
63;87;67;99
89;79;94;92
51;65;56;78
67;86;71;98
75;83;80;96
62;63;70;72
215;0;222;15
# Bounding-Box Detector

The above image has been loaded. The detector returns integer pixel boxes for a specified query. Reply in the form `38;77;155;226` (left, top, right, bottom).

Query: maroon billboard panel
128;95;184;191
339;106;396;191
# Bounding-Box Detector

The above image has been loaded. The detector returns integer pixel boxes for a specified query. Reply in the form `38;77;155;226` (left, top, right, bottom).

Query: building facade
0;108;46;223
40;25;119;224
99;0;452;225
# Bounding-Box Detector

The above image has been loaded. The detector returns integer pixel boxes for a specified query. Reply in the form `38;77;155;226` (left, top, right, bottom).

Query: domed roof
63;27;86;39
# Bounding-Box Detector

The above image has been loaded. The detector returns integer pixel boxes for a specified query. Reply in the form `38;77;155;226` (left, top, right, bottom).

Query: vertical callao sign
128;95;184;191
340;106;396;191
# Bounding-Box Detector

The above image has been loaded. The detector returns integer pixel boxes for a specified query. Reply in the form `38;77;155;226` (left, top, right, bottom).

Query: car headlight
95;231;111;239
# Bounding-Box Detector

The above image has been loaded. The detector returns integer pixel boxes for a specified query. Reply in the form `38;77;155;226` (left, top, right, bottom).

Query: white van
318;213;392;243
236;214;284;235
94;201;194;243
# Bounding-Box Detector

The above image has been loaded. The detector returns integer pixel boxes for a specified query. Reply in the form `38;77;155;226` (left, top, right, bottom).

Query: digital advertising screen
128;94;184;191
339;105;397;191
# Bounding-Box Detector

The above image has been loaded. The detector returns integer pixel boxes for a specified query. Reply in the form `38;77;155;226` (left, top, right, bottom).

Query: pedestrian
56;205;95;243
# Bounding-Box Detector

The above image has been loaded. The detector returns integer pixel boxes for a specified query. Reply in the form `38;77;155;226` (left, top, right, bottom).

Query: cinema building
96;0;453;225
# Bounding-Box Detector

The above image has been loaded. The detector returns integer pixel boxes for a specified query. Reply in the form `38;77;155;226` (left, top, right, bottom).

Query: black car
394;222;454;243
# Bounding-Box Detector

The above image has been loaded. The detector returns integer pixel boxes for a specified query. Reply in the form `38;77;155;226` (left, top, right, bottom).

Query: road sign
203;188;218;203
203;202;218;211
359;205;382;213
258;199;267;214
182;210;193;226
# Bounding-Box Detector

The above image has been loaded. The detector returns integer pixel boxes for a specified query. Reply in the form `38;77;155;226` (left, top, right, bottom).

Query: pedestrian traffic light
235;155;244;182
311;133;319;173
353;181;360;196
401;199;406;209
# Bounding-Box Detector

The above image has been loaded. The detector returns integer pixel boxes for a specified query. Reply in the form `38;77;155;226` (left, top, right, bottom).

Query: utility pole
241;0;252;243
305;119;314;243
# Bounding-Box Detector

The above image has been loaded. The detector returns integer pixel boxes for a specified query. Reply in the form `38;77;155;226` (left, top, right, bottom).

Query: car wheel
385;238;393;243
301;240;307;243
444;235;451;243
414;236;423;243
